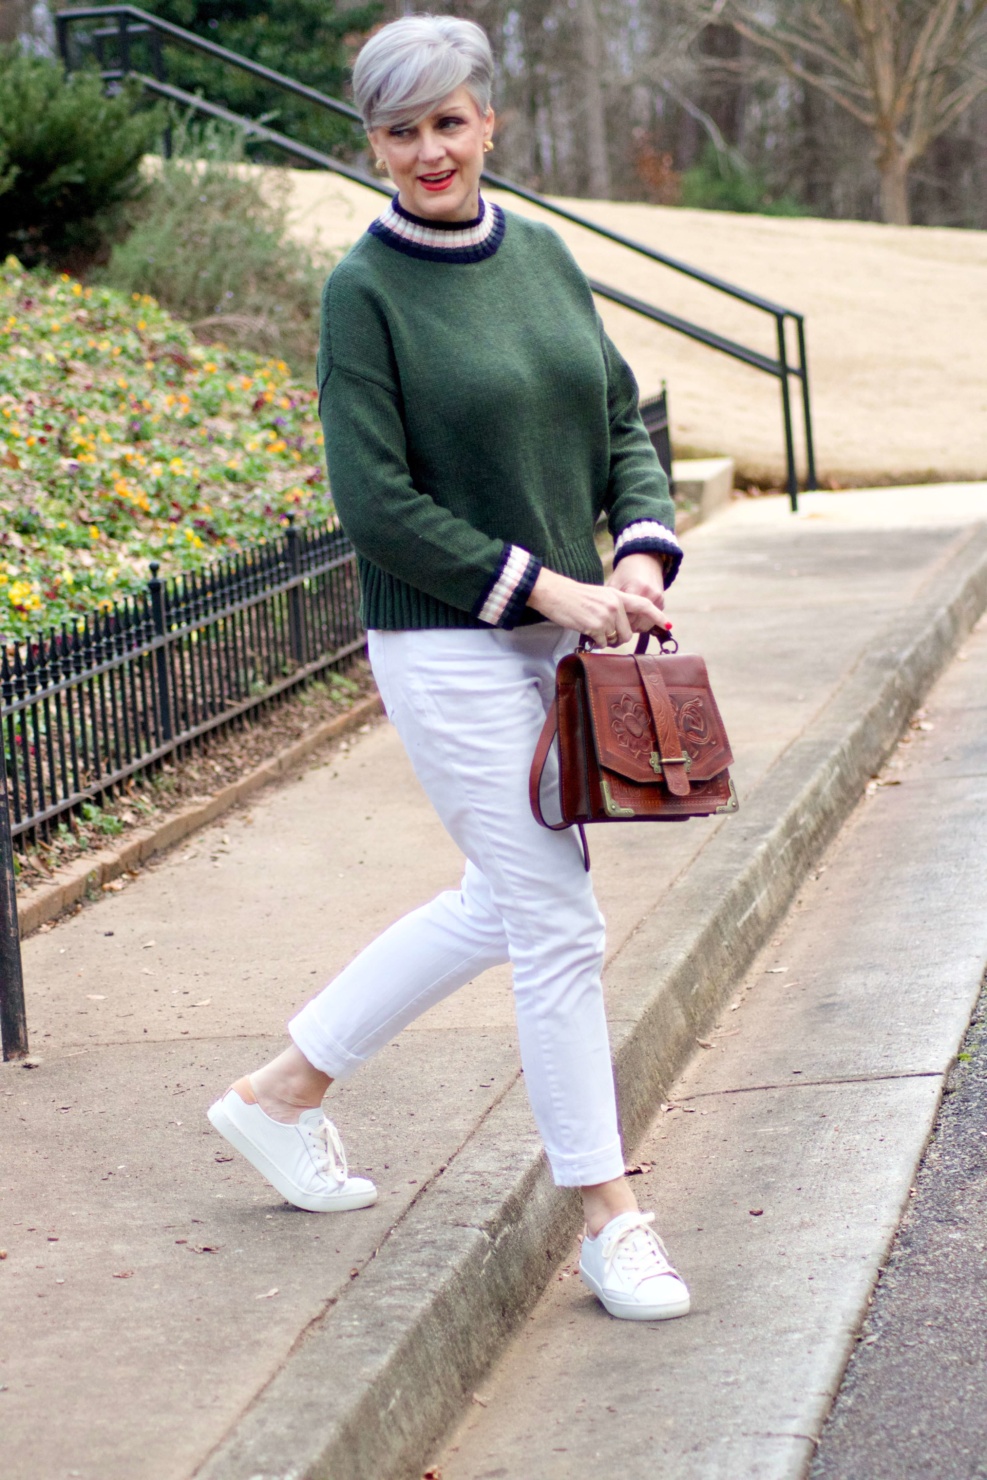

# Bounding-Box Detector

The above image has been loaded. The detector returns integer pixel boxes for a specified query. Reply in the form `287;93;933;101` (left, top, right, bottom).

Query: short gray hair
352;15;494;131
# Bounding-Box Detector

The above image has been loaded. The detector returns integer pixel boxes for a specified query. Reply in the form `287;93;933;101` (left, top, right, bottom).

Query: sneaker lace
601;1212;676;1288
311;1116;348;1184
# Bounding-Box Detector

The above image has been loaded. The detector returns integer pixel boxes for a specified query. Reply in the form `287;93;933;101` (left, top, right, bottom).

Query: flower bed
0;257;333;641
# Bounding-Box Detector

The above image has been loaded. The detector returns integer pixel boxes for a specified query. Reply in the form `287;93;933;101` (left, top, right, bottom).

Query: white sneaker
207;1080;377;1213
580;1210;690;1320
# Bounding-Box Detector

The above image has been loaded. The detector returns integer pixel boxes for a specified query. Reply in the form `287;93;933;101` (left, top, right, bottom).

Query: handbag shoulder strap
528;700;590;870
529;703;567;830
632;656;691;797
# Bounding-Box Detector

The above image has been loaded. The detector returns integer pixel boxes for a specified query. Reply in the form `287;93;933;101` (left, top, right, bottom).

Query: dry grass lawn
285;171;987;488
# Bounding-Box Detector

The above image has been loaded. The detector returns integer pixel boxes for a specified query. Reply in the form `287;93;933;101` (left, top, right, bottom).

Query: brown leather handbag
529;629;737;851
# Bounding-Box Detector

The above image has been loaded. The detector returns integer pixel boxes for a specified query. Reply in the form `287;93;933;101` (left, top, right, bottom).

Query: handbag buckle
649;751;692;777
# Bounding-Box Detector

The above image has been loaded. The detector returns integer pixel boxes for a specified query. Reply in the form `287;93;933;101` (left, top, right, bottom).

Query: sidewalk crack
680;1069;942;1101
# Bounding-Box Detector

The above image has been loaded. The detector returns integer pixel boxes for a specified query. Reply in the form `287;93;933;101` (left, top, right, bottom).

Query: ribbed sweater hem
358;535;604;630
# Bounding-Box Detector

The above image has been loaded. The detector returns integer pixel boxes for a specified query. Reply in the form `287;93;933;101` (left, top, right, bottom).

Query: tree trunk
878;145;911;225
0;0;28;45
577;0;611;199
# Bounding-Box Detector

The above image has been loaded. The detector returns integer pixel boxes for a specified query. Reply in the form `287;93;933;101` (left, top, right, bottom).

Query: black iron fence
1;520;363;848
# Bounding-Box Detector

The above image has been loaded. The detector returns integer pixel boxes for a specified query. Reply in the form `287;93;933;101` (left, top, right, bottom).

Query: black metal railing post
55;8;71;69
638;384;675;493
148;25;172;157
148;564;173;742
116;8;132;75
0;745;28;1061
285;516;307;666
796;315;817;492
776;314;799;513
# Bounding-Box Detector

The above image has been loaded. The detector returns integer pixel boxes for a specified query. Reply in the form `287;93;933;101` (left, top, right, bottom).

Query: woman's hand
607;552;666;610
527;566;667;647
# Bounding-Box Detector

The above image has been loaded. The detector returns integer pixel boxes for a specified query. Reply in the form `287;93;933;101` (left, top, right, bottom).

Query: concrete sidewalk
434;578;987;1480
2;486;986;1480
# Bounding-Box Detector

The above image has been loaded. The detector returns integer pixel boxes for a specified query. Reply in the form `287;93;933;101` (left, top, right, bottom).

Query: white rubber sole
580;1264;691;1321
207;1098;378;1213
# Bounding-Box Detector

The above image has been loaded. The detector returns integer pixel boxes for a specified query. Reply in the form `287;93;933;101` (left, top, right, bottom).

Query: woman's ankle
581;1176;639;1237
248;1046;333;1124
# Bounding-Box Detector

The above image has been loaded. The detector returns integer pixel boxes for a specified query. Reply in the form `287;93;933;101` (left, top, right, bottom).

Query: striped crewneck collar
368;195;506;264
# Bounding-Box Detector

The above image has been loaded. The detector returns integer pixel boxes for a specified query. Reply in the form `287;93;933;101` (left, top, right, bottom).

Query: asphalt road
812;979;987;1480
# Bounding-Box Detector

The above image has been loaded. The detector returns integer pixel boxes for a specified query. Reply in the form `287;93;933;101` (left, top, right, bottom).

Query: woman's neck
395;189;482;225
368;195;505;264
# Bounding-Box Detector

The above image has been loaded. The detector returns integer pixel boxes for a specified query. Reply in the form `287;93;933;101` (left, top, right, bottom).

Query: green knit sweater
316;198;682;630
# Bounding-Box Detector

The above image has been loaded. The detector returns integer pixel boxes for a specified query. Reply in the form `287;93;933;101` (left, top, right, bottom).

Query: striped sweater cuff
613;520;683;585
474;544;542;628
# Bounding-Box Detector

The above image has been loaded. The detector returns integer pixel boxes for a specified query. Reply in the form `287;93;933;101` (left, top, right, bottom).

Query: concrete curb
16;692;384;940
193;520;987;1480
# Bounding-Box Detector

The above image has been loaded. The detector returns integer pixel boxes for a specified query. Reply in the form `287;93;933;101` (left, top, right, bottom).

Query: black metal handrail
57;4;816;507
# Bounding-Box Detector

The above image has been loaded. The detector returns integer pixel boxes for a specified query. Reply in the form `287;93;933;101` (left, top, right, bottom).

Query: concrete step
673;456;735;530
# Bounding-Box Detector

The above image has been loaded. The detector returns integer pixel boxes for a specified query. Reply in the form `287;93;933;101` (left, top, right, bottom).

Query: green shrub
680;144;805;217
0;46;163;270
102;122;334;375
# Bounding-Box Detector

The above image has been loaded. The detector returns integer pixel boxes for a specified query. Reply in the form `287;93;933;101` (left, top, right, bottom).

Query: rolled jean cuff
288;1008;363;1082
545;1135;625;1188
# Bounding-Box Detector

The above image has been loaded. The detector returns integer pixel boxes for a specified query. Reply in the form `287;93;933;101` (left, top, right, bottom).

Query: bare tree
713;0;987;223
0;0;54;53
577;0;612;197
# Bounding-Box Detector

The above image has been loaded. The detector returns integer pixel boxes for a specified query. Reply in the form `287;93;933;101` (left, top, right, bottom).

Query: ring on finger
605;629;620;647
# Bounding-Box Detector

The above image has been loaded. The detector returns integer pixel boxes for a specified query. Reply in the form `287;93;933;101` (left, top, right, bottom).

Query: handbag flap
576;651;733;784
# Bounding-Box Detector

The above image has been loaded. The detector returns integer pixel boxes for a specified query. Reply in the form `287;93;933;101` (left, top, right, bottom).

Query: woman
209;14;689;1323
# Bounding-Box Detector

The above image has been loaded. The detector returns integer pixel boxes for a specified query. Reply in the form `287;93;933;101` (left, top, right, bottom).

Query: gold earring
483;139;494;153
374;157;390;176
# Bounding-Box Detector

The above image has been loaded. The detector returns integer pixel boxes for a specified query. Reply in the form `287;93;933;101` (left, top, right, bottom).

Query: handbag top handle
578;625;678;656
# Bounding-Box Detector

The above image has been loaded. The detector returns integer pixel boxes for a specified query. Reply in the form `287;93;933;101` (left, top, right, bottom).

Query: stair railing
57;4;816;509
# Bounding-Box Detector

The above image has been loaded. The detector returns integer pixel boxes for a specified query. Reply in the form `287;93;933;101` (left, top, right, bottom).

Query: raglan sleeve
600;325;683;586
316;269;541;628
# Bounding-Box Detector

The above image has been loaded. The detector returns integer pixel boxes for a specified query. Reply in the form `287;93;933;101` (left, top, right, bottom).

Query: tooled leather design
608;694;654;762
672;694;717;761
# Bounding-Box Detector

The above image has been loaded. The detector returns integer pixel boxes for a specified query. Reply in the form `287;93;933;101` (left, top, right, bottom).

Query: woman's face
368;85;494;223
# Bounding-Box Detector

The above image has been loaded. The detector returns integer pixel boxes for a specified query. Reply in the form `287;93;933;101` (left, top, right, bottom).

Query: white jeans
288;624;625;1187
